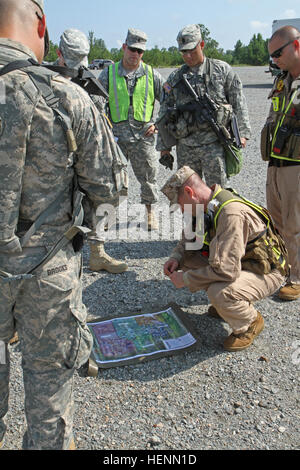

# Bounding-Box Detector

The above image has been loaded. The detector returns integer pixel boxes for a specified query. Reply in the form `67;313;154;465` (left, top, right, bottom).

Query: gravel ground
3;66;299;452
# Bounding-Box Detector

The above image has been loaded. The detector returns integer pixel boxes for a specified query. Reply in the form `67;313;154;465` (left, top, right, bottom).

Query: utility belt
269;157;300;167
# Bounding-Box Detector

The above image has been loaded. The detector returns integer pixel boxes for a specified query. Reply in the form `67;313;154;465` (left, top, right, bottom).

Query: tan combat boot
89;242;128;274
0;437;4;450
223;312;264;352
278;283;300;301
146;205;158;231
9;332;19;345
69;438;76;450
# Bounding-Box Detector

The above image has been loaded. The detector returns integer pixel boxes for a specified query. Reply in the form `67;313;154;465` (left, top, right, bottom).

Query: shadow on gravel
243;84;273;89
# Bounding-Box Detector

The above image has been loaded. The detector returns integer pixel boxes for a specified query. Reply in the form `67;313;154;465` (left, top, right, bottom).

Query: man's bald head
270;25;300;44
0;0;46;63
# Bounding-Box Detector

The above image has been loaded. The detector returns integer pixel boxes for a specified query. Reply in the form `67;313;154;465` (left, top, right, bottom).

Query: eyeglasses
127;46;144;55
270;37;299;58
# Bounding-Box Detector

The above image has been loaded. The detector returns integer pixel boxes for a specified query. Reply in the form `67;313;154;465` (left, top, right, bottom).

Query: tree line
45;25;270;67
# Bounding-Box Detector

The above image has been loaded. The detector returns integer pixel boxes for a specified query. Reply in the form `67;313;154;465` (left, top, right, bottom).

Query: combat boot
146;205;158;231
223;312;264;352
0;435;4;450
69;438;76;450
278;283;300;300
89;242;128;274
9;332;19;345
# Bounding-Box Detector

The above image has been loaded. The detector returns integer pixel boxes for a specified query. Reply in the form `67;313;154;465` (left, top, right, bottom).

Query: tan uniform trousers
266;165;300;284
181;252;284;334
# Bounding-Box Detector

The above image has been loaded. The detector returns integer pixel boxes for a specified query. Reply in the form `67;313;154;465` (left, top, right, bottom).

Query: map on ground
88;304;198;368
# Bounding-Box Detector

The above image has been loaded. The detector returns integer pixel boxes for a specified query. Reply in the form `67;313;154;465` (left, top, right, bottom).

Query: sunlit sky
44;0;299;51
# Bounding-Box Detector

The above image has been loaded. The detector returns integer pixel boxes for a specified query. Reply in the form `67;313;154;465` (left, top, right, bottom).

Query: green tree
44;40;58;63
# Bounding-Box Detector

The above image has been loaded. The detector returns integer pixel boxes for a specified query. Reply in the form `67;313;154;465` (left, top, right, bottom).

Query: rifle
180;74;242;162
45;64;109;100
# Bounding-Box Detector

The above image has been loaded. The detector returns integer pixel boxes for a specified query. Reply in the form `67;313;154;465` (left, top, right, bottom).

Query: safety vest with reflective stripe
108;61;155;123
195;188;289;276
270;75;300;162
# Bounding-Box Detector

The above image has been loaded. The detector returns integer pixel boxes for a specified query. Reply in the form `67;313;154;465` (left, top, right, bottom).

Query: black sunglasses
270;37;299;58
127;46;144;54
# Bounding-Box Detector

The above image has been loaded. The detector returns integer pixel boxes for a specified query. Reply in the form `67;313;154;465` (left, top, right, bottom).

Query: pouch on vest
225;144;243;177
260;122;272;161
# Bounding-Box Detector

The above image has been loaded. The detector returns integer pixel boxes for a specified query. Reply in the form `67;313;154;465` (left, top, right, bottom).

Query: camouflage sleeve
0;82;35;253
72;88;122;207
98;67;109;92
156;76;176;151
225;67;251;139
153;69;164;102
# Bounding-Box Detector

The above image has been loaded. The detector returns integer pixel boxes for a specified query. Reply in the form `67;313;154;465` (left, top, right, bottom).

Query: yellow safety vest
108;62;155;123
195;188;289;276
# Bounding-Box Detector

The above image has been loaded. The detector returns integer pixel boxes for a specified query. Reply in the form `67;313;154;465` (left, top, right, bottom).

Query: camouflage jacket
99;60;164;142
0;38;121;252
156;57;251;150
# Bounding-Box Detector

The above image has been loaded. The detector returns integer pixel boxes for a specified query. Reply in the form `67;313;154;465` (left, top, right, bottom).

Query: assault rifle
45;64;109;100
178;74;242;162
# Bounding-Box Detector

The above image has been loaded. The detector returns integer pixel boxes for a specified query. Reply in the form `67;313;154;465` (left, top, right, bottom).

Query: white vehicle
268;18;300;75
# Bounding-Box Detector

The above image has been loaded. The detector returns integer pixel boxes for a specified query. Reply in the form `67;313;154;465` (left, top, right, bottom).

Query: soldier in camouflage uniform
157;24;251;186
57;29;128;274
0;0;125;450
99;28;164;230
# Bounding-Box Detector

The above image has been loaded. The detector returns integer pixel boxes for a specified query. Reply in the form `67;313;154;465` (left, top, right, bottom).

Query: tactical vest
108;61;155;123
263;72;300;162
0;59;88;282
195;188;289;277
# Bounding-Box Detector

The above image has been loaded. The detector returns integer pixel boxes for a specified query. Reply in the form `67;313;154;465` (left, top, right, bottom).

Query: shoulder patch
163;82;172;94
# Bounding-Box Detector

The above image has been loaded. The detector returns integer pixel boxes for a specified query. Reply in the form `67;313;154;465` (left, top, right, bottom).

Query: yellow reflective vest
108;61;155;123
195;188;289;276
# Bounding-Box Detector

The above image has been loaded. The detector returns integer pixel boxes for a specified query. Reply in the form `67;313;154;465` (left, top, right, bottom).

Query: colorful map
88;307;197;366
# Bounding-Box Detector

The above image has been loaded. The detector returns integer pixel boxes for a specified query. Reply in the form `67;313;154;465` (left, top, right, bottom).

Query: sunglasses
270;37;299;58
127;46;144;55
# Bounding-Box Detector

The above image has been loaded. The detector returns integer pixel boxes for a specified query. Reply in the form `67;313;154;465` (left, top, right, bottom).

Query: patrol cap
161;166;196;204
59;29;90;69
177;24;202;51
125;28;147;51
31;0;44;13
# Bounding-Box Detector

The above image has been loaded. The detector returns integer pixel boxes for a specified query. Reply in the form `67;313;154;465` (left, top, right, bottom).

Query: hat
59;29;90;69
177;24;202;51
161;166;196;204
31;0;44;14
125;28;147;51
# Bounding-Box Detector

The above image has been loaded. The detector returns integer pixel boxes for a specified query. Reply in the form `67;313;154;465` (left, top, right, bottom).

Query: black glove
159;153;174;170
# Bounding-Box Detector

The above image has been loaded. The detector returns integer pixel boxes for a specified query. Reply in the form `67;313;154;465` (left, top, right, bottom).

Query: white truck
268;18;300;75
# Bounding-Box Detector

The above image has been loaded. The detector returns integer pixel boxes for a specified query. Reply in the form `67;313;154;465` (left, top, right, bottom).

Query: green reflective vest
108;61;155;123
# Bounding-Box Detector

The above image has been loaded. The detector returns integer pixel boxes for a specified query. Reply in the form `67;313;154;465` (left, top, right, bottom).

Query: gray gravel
4;66;300;451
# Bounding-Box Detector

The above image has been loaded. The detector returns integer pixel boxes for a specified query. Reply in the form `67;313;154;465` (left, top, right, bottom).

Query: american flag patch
163;82;172;93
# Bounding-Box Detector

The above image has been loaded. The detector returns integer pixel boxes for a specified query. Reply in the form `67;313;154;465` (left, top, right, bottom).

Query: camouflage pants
176;140;227;187
0;245;92;449
118;137;159;205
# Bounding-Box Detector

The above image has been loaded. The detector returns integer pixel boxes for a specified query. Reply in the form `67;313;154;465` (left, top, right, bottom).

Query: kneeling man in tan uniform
162;167;288;351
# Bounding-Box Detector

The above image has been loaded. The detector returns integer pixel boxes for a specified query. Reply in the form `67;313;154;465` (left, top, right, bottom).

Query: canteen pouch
286;128;300;159
225;144;243;177
260;122;272;161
